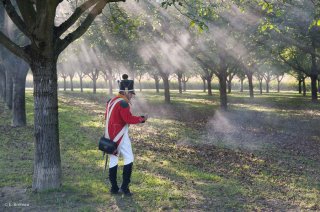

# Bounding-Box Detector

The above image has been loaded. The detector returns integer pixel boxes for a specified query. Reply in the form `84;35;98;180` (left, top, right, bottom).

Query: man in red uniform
104;74;147;196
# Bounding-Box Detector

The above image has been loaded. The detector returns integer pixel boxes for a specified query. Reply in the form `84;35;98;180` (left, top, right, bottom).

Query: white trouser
109;132;134;168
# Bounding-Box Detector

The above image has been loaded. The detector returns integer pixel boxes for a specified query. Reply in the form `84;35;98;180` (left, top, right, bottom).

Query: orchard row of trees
0;0;319;191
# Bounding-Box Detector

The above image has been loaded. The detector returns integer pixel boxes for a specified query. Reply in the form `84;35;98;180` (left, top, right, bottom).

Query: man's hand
140;115;148;123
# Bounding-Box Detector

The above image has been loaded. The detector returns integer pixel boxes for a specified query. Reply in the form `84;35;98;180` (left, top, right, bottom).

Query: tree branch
0;30;31;63
1;0;31;38
57;0;125;54
16;0;36;29
55;0;100;37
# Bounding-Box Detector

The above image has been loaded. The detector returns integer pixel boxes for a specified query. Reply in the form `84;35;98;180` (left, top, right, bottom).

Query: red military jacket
104;94;144;146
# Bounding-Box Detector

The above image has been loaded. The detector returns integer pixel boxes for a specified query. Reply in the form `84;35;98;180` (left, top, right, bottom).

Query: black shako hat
119;74;135;94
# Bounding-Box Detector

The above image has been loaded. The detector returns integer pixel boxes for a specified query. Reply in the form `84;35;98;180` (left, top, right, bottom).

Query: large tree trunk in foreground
5;70;13;109
31;59;61;191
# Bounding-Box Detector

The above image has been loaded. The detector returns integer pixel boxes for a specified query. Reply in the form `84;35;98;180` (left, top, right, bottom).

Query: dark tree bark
177;72;183;94
0;64;6;100
10;58;29;127
310;41;318;102
152;74;160;93
258;78;263;95
93;77;97;94
87;69;100;94
182;75;189;92
62;76;67;91
77;71;86;93
247;71;254;98
160;72;170;103
298;80;302;94
240;78;244;92
31;58;61;191
276;75;284;93
226;73;235;94
108;77;113;95
69;74;74;91
318;79;320;93
302;77;307;97
201;76;206;92
5;69;13;110
12;73;27;126
218;72;227;110
79;75;83;92
207;77;212;96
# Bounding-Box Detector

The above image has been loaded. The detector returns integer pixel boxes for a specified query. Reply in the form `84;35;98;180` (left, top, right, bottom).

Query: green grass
0;89;319;211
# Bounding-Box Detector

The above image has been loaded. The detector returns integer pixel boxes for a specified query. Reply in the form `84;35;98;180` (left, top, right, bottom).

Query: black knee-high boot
109;165;119;194
120;162;133;196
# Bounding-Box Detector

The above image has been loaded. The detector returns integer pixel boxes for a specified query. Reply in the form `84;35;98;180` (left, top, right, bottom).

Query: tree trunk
70;76;74;91
0;67;6;100
12;75;27;127
311;42;318;102
31;59;61;191
155;78;160;93
202;78;206;92
207;78;212;96
160;73;170;103
227;80;231;94
183;81;187;92
5;70;13;110
218;74;228;110
93;78;97;94
310;75;317;101
302;78;306;97
178;75;182;94
11;58;29;127
277;81;280;93
108;78;113;95
259;80;263;94
266;80;270;93
63;77;66;91
298;80;302;94
247;72;254;98
139;79;142;92
240;79;244;92
80;76;83;93
318;79;320;93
